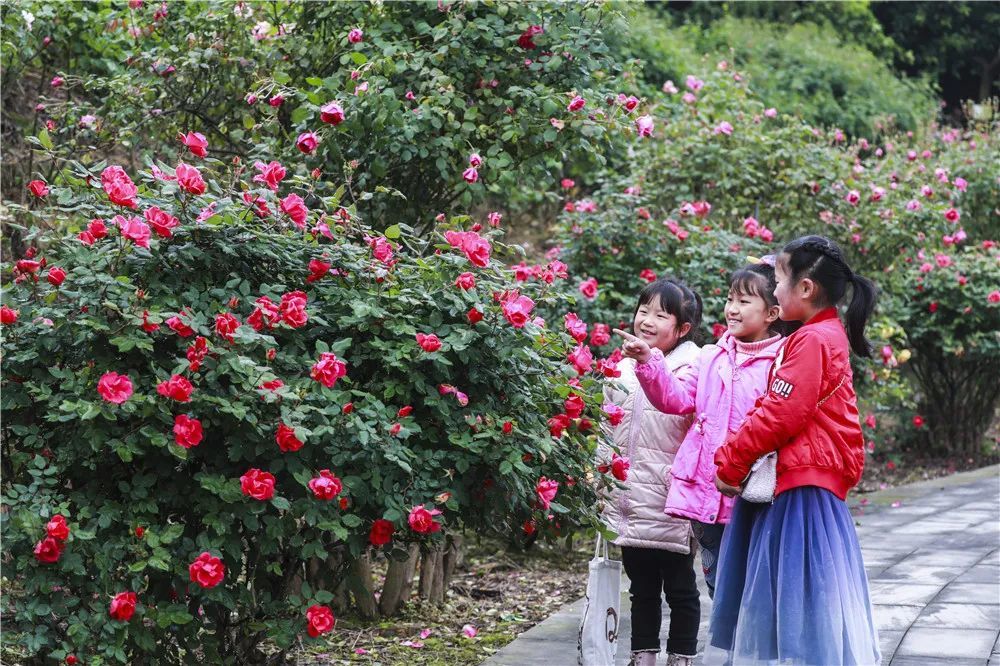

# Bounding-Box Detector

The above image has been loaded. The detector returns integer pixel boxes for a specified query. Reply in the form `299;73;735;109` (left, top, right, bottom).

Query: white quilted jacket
599;340;699;552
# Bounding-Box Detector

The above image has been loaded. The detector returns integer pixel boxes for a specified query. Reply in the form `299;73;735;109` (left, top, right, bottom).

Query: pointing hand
613;328;652;364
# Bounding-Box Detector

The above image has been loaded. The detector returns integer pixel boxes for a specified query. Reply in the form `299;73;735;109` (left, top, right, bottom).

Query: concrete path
484;465;1000;666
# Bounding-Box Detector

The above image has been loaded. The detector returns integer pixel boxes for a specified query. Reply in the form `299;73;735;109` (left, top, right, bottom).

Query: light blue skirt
703;487;881;666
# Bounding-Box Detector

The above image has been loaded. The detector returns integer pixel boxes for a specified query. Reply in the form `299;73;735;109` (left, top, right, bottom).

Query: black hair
728;263;798;338
778;235;878;357
633;277;703;344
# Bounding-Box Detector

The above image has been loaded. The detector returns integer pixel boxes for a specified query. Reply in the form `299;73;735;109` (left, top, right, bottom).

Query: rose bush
550;67;1000;458
0;151;617;662
3;0;637;237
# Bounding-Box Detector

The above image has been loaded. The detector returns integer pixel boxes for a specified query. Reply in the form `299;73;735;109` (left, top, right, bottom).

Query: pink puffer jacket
599;340;699;553
634;332;784;524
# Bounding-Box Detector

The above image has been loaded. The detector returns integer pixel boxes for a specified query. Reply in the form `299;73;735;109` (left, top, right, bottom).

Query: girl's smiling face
633;295;690;353
725;284;779;342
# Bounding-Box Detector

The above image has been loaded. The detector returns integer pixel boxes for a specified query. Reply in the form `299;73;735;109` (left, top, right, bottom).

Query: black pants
621;545;700;655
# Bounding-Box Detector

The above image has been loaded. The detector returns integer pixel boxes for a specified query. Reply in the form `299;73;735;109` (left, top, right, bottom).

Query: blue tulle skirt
703;487;881;666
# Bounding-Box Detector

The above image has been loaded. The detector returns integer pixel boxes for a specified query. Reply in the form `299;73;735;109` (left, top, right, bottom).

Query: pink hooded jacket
634;332;784;524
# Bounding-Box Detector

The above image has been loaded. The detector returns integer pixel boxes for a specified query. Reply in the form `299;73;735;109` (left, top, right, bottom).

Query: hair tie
746;254;776;267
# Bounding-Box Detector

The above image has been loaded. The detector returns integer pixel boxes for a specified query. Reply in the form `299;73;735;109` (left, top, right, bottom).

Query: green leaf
80;404;101;420
384;224;401;239
160;523;184;544
149;557;170;571
341;514;362;528
271;496;291;511
548;501;569;514
38;128;53;151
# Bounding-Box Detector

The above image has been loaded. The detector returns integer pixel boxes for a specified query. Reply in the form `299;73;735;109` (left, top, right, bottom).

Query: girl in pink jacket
618;258;791;599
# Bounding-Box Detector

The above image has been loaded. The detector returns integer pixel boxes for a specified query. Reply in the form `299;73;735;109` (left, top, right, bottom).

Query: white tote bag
577;535;622;666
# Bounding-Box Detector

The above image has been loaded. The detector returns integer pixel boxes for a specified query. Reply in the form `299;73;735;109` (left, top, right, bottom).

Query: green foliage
686;17;936;138
2;0;634;231
871;1;1000;105
608;7;935;139
659;0;904;65
0;157;609;662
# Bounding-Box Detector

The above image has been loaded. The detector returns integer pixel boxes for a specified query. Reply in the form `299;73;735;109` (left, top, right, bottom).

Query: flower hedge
1;153;618;662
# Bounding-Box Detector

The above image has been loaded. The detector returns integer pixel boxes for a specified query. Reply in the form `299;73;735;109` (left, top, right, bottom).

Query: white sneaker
665;653;696;666
628;651;658;666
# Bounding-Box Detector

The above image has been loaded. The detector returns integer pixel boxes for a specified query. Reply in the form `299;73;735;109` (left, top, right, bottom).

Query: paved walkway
484;465;1000;666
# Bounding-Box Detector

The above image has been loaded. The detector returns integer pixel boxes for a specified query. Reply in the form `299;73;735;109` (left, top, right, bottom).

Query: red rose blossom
33;536;63;563
156;374;194;402
179;131;208;158
46;266;66;287
175;163;206;195
173;414;203;448
46;514;70;541
189;551;226;588
28;179;49;198
109;592;137;622
308;470;343;500
214;312;241;342
408;504;442;534
275;422;304;452
306;604;335;638
416;333;441;352
369;518;395;546
98;371;133;404
311;352;347;388
240;468;276;500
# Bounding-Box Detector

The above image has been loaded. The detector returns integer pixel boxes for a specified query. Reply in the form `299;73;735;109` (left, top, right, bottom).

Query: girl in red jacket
704;235;881;666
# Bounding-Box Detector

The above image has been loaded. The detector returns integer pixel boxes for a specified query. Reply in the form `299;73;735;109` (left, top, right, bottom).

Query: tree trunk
418;547;443;602
441;534;464;593
379;545;419;616
910;350;1000;457
977;49;1000;101
349;552;379;619
430;549;445;602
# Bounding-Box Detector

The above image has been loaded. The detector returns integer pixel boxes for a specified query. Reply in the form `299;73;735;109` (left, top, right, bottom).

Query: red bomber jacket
714;307;865;500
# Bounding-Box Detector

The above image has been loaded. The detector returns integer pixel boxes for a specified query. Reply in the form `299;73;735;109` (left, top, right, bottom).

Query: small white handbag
740;452;777;503
577;535;622;666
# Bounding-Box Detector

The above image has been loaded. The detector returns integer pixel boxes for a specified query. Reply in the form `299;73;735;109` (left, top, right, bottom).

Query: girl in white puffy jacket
599;278;703;666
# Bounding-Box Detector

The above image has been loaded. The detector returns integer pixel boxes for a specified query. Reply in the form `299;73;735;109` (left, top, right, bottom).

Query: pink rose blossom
178;131;208;158
296;131;319;154
175;163;206;195
713;121;733;136
535;477;559;509
116;215;151;249
253;160;287;190
320;101;345;125
635;114;654;137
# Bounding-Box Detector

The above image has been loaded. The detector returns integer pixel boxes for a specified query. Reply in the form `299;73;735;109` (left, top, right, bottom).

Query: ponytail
781;235;879;357
846;272;877;357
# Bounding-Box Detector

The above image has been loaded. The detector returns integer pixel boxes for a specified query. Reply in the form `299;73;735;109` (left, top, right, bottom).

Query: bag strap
593;534;609;560
816;375;848;407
